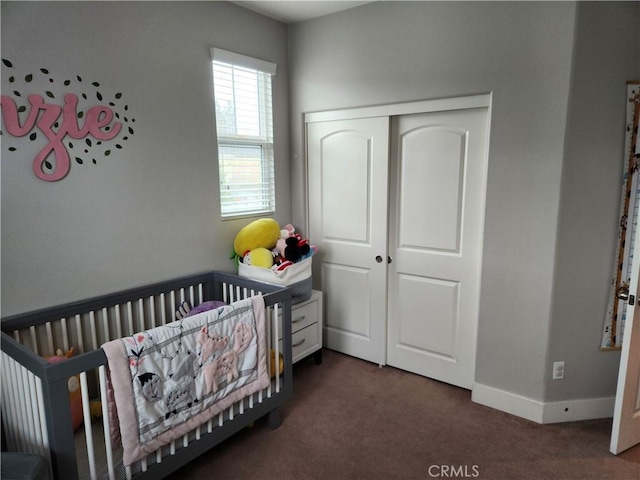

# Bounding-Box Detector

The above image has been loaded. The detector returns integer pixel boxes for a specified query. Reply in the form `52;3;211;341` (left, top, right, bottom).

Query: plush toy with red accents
283;235;310;262
274;224;314;263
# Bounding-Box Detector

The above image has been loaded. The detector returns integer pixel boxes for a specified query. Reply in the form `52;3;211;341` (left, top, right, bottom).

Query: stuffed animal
242;247;274;268
283;236;310;262
274;224;312;262
233;218;280;257
46;348;83;431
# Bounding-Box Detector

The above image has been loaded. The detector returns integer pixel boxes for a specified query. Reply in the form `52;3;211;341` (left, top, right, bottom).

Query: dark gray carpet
177;349;640;480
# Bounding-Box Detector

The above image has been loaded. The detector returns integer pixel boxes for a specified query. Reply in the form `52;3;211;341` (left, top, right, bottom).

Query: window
211;48;277;218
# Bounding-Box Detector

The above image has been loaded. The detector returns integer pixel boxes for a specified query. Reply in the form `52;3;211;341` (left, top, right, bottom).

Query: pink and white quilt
102;295;269;466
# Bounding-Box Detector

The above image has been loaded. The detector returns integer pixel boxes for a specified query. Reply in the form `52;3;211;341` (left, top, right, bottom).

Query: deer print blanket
102;295;269;466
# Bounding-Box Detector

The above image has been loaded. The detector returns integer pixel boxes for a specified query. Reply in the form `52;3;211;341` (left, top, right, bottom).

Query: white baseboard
472;383;615;424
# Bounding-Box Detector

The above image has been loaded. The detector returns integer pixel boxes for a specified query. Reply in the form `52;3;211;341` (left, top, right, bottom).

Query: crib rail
1;271;292;480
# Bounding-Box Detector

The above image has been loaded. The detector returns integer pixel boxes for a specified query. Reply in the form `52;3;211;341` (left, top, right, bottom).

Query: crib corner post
41;376;79;480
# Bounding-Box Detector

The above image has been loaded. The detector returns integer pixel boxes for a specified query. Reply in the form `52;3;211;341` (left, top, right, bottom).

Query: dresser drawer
279;323;319;364
278;291;321;339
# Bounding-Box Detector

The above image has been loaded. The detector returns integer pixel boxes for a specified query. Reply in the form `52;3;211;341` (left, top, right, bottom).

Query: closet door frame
304;93;492;377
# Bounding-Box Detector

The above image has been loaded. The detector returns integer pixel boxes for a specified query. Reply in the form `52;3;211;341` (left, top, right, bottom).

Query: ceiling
232;1;373;24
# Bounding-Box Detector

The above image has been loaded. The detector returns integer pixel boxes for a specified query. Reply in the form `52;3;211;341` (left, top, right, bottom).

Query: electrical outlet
553;361;565;380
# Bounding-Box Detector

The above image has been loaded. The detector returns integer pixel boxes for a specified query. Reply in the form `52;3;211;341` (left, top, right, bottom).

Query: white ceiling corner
232;1;374;24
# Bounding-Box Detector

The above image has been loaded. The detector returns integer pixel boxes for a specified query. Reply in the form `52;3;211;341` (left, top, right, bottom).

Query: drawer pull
292;338;306;347
292;315;306;324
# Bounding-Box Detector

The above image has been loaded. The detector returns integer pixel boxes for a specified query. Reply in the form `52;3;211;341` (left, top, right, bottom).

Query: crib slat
89;311;98;351
2;352;20;450
170;291;176;323
29;326;38;355
61;318;70;352
45;322;54;355
101;307;110;343
274;302;280;393
75;314;84;353
138;298;145;332
14;358;32;452
115;305;123;339
160;293;167;325
34;374;52;471
149;296;156;329
26;371;43;456
80;371;97;480
98;366;116;480
126;302;134;336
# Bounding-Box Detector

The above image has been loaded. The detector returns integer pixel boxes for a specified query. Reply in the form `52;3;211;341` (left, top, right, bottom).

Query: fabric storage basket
238;256;312;304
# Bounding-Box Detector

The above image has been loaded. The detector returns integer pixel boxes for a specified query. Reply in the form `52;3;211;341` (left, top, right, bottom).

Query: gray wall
288;1;639;403
1;1;290;317
547;2;640;401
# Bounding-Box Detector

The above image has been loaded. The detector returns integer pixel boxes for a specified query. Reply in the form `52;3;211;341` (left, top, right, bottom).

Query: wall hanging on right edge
602;81;640;350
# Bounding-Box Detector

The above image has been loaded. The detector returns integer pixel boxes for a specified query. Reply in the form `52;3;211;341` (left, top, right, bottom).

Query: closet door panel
319;132;370;243
307;117;390;365
399;128;465;253
397;274;459;358
323;263;371;338
387;107;490;389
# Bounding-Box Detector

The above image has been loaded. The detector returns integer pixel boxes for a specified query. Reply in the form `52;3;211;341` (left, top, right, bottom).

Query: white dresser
279;290;323;364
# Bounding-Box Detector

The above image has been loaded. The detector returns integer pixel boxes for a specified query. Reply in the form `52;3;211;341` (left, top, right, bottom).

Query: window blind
211;49;276;217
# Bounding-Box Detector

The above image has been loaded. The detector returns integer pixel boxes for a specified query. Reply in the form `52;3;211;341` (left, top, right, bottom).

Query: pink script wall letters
1;93;122;181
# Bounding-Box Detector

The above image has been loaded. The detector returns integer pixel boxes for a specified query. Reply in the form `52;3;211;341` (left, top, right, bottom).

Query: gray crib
1;271;293;480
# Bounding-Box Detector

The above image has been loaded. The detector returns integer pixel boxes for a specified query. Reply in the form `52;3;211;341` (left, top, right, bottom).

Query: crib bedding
102;295;269;466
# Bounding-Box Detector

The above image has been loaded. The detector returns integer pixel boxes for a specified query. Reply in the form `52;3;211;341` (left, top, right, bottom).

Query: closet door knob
375;255;383;263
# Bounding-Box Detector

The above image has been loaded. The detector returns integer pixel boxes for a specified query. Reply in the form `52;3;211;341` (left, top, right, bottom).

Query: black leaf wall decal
25;74;32;82
2;59;13;67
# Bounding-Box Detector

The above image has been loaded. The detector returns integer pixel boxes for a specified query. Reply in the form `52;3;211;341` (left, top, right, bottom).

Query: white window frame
211;48;277;218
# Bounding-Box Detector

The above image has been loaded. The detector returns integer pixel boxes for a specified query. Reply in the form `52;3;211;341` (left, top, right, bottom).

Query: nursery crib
1;271;293;480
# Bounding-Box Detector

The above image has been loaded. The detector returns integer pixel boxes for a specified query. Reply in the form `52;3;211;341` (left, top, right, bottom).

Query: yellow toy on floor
270;349;284;378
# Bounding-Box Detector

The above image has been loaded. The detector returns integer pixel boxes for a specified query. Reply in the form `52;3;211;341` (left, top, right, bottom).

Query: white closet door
386;107;490;389
307;117;390;365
